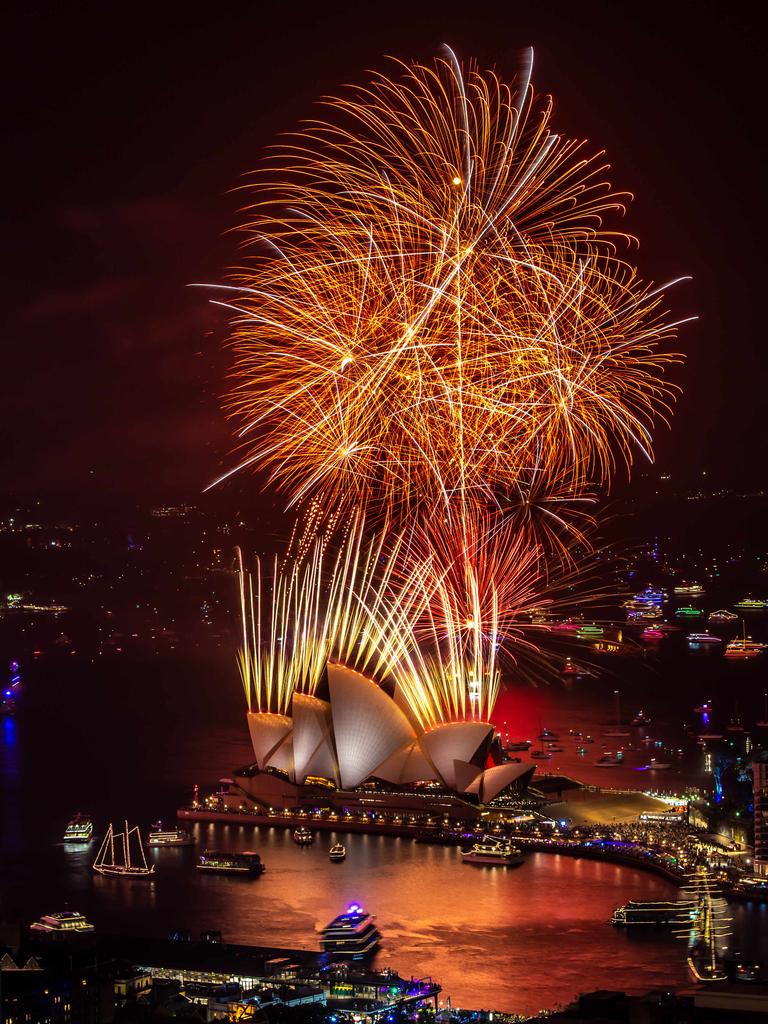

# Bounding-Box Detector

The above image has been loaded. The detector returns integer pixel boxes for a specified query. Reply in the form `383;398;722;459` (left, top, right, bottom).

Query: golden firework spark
209;50;690;520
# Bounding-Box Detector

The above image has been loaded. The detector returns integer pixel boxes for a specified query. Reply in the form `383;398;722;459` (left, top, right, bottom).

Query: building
753;751;768;876
238;663;534;816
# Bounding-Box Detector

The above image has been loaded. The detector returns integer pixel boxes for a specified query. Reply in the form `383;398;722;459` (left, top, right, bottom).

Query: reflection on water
1;651;765;1014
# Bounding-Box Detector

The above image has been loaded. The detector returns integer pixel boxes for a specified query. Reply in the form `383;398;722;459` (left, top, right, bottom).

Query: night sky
3;0;765;512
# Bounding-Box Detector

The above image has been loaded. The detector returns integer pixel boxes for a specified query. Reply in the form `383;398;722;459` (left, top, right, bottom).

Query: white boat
329;843;346;862
673;583;704;596
147;821;194;847
708;609;738;624
461;836;524;865
93;821;155;878
687;632;722;645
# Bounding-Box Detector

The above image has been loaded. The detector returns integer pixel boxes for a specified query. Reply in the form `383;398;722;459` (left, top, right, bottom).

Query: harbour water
1;647;767;1014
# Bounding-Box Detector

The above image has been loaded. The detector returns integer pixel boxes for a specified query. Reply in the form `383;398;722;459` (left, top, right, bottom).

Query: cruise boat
329;843;346;862
635;586;664;604
734;598;768;611
675;606;703;618
673;583;704;596
30;911;95;935
461;836;524;866
197;850;265;876
611;899;692;926
93;822;155;879
293;827;313;845
147;822;194;847
709;609;738;624
320;903;380;958
724;638;767;660
63;813;93;843
687;632;722;646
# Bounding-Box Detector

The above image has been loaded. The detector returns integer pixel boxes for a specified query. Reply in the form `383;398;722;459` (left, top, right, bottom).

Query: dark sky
2;0;765;513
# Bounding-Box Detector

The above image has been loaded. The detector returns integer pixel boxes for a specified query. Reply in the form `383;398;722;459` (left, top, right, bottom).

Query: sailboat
93;821;155;878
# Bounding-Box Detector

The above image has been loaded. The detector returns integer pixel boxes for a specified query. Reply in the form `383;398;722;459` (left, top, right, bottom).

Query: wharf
178;805;431;839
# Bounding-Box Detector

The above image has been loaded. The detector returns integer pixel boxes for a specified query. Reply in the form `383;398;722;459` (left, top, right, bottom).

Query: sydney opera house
221;663;534;820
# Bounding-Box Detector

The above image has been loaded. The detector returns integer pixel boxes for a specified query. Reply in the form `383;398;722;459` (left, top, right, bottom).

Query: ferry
635;586;664;604
641;626;665;641
724;638;767;659
320;903;380;958
197;850;265;876
63;813;93;843
329;843;346;862
576;624;604;640
147;822;194;847
709;609;738;624
595;753;623;766
611;900;692;926
734;598;768;611
30;911;95;935
687;632;723;646
461;836;524;866
675;606;703;618
293;827;313;845
673;583;704;596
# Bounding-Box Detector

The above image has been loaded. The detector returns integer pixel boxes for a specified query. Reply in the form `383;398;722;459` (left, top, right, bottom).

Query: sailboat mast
109;823;115;866
124;820;131;868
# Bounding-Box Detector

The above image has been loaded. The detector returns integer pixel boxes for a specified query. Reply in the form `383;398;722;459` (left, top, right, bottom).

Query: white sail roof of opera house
418;720;494;790
370;738;438;785
465;761;535;802
327;663;416;789
246;712;293;772
291;693;338;784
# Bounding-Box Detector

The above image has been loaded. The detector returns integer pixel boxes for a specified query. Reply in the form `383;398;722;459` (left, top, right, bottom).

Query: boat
648;759;672;770
576;624;604;640
30;911;95;935
687;632;722;645
320;903;380;958
675;606;703;618
538;728;559;740
693;701;713;714
734;598;768;610
595;753;623;766
635;586;664;604
641;626;665;641
63;813;93;843
561;657;584;676
93;822;155;879
329;843;346;862
631;711;651;726
196;850;265;876
461;836;524;866
293;827;313;845
147;822;194;847
2;659;23;714
709;609;738;624
611;899;693;926
530;749;552;760
505;740;532;751
731;876;768;901
673;583;704;596
546;743;565;752
724;638;766;660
